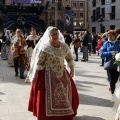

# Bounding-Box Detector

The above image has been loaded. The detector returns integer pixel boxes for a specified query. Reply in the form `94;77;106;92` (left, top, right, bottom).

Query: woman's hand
111;51;118;56
70;70;74;77
32;78;36;84
32;70;39;84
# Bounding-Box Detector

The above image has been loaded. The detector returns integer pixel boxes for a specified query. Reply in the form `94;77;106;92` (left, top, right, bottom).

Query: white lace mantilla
26;35;40;41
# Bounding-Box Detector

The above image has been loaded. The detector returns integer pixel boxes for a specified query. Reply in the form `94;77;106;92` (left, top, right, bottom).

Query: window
101;8;105;18
110;6;115;19
101;26;105;33
92;0;96;7
79;22;84;28
73;3;77;7
73;22;77;26
65;5;71;10
110;25;115;30
92;10;96;21
80;13;83;17
111;0;116;3
101;0;105;5
92;27;96;33
74;13;77;17
80;3;84;7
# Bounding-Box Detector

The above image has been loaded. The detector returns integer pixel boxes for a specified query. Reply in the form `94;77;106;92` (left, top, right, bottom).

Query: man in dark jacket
64;32;72;47
81;31;90;62
88;33;92;56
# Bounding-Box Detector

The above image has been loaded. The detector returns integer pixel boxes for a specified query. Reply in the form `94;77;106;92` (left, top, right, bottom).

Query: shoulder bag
104;42;117;70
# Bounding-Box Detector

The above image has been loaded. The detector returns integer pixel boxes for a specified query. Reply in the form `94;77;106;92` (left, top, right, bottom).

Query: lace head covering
28;26;65;83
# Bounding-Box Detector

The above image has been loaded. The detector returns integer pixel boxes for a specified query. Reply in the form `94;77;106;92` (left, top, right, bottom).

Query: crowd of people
1;26;120;119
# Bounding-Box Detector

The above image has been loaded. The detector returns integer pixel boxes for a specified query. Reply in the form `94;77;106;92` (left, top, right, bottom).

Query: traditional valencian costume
12;34;27;78
26;35;40;63
1;30;12;59
28;27;79;120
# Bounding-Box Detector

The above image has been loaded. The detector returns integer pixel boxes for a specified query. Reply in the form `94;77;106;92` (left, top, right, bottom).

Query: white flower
115;53;120;61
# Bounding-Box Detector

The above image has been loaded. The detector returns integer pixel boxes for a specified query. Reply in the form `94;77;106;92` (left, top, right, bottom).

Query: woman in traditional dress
8;33;15;66
26;28;40;64
1;30;12;59
28;26;79;120
7;43;14;66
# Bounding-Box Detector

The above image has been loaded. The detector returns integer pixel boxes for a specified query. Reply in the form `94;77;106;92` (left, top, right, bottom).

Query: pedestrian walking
72;32;81;61
92;32;98;54
12;29;27;79
100;30;120;95
25;28;40;83
28;26;79;120
88;33;92;56
26;28;40;64
64;31;72;47
1;30;12;59
81;31;90;62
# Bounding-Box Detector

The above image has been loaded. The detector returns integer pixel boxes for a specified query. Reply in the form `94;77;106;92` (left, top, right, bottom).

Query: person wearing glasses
28;26;79;120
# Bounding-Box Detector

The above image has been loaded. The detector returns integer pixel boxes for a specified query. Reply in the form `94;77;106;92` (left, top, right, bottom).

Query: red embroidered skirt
28;69;79;120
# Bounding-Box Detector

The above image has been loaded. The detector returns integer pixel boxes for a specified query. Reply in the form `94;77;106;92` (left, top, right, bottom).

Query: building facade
71;0;88;31
88;0;120;33
41;0;72;32
0;0;72;32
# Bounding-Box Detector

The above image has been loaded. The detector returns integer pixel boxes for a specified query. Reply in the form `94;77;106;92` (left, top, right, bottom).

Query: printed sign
65;10;74;31
10;0;41;4
2;14;39;30
105;0;111;13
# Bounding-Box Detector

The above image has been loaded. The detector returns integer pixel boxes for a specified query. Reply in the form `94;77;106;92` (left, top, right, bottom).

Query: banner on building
2;13;40;30
10;0;41;4
105;0;111;14
65;10;74;32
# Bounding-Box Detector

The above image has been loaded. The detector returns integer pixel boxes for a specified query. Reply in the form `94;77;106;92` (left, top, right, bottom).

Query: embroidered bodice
36;42;74;78
26;35;39;49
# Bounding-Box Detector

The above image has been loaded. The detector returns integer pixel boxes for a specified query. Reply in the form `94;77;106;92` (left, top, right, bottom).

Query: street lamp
55;0;58;27
99;15;104;33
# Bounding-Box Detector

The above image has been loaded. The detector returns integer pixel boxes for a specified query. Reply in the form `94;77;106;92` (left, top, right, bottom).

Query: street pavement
0;53;116;120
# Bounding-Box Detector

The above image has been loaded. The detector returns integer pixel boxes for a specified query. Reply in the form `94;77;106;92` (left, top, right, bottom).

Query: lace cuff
36;65;44;71
65;49;74;73
70;65;74;75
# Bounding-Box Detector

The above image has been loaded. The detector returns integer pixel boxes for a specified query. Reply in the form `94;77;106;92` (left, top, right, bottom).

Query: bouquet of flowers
113;53;120;114
115;53;120;81
115;53;120;66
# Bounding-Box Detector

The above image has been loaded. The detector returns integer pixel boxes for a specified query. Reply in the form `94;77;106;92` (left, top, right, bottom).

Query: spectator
64;31;72;47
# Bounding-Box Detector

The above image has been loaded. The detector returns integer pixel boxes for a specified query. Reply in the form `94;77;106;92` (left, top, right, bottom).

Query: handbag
104;42;118;70
104;59;116;70
75;41;81;48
